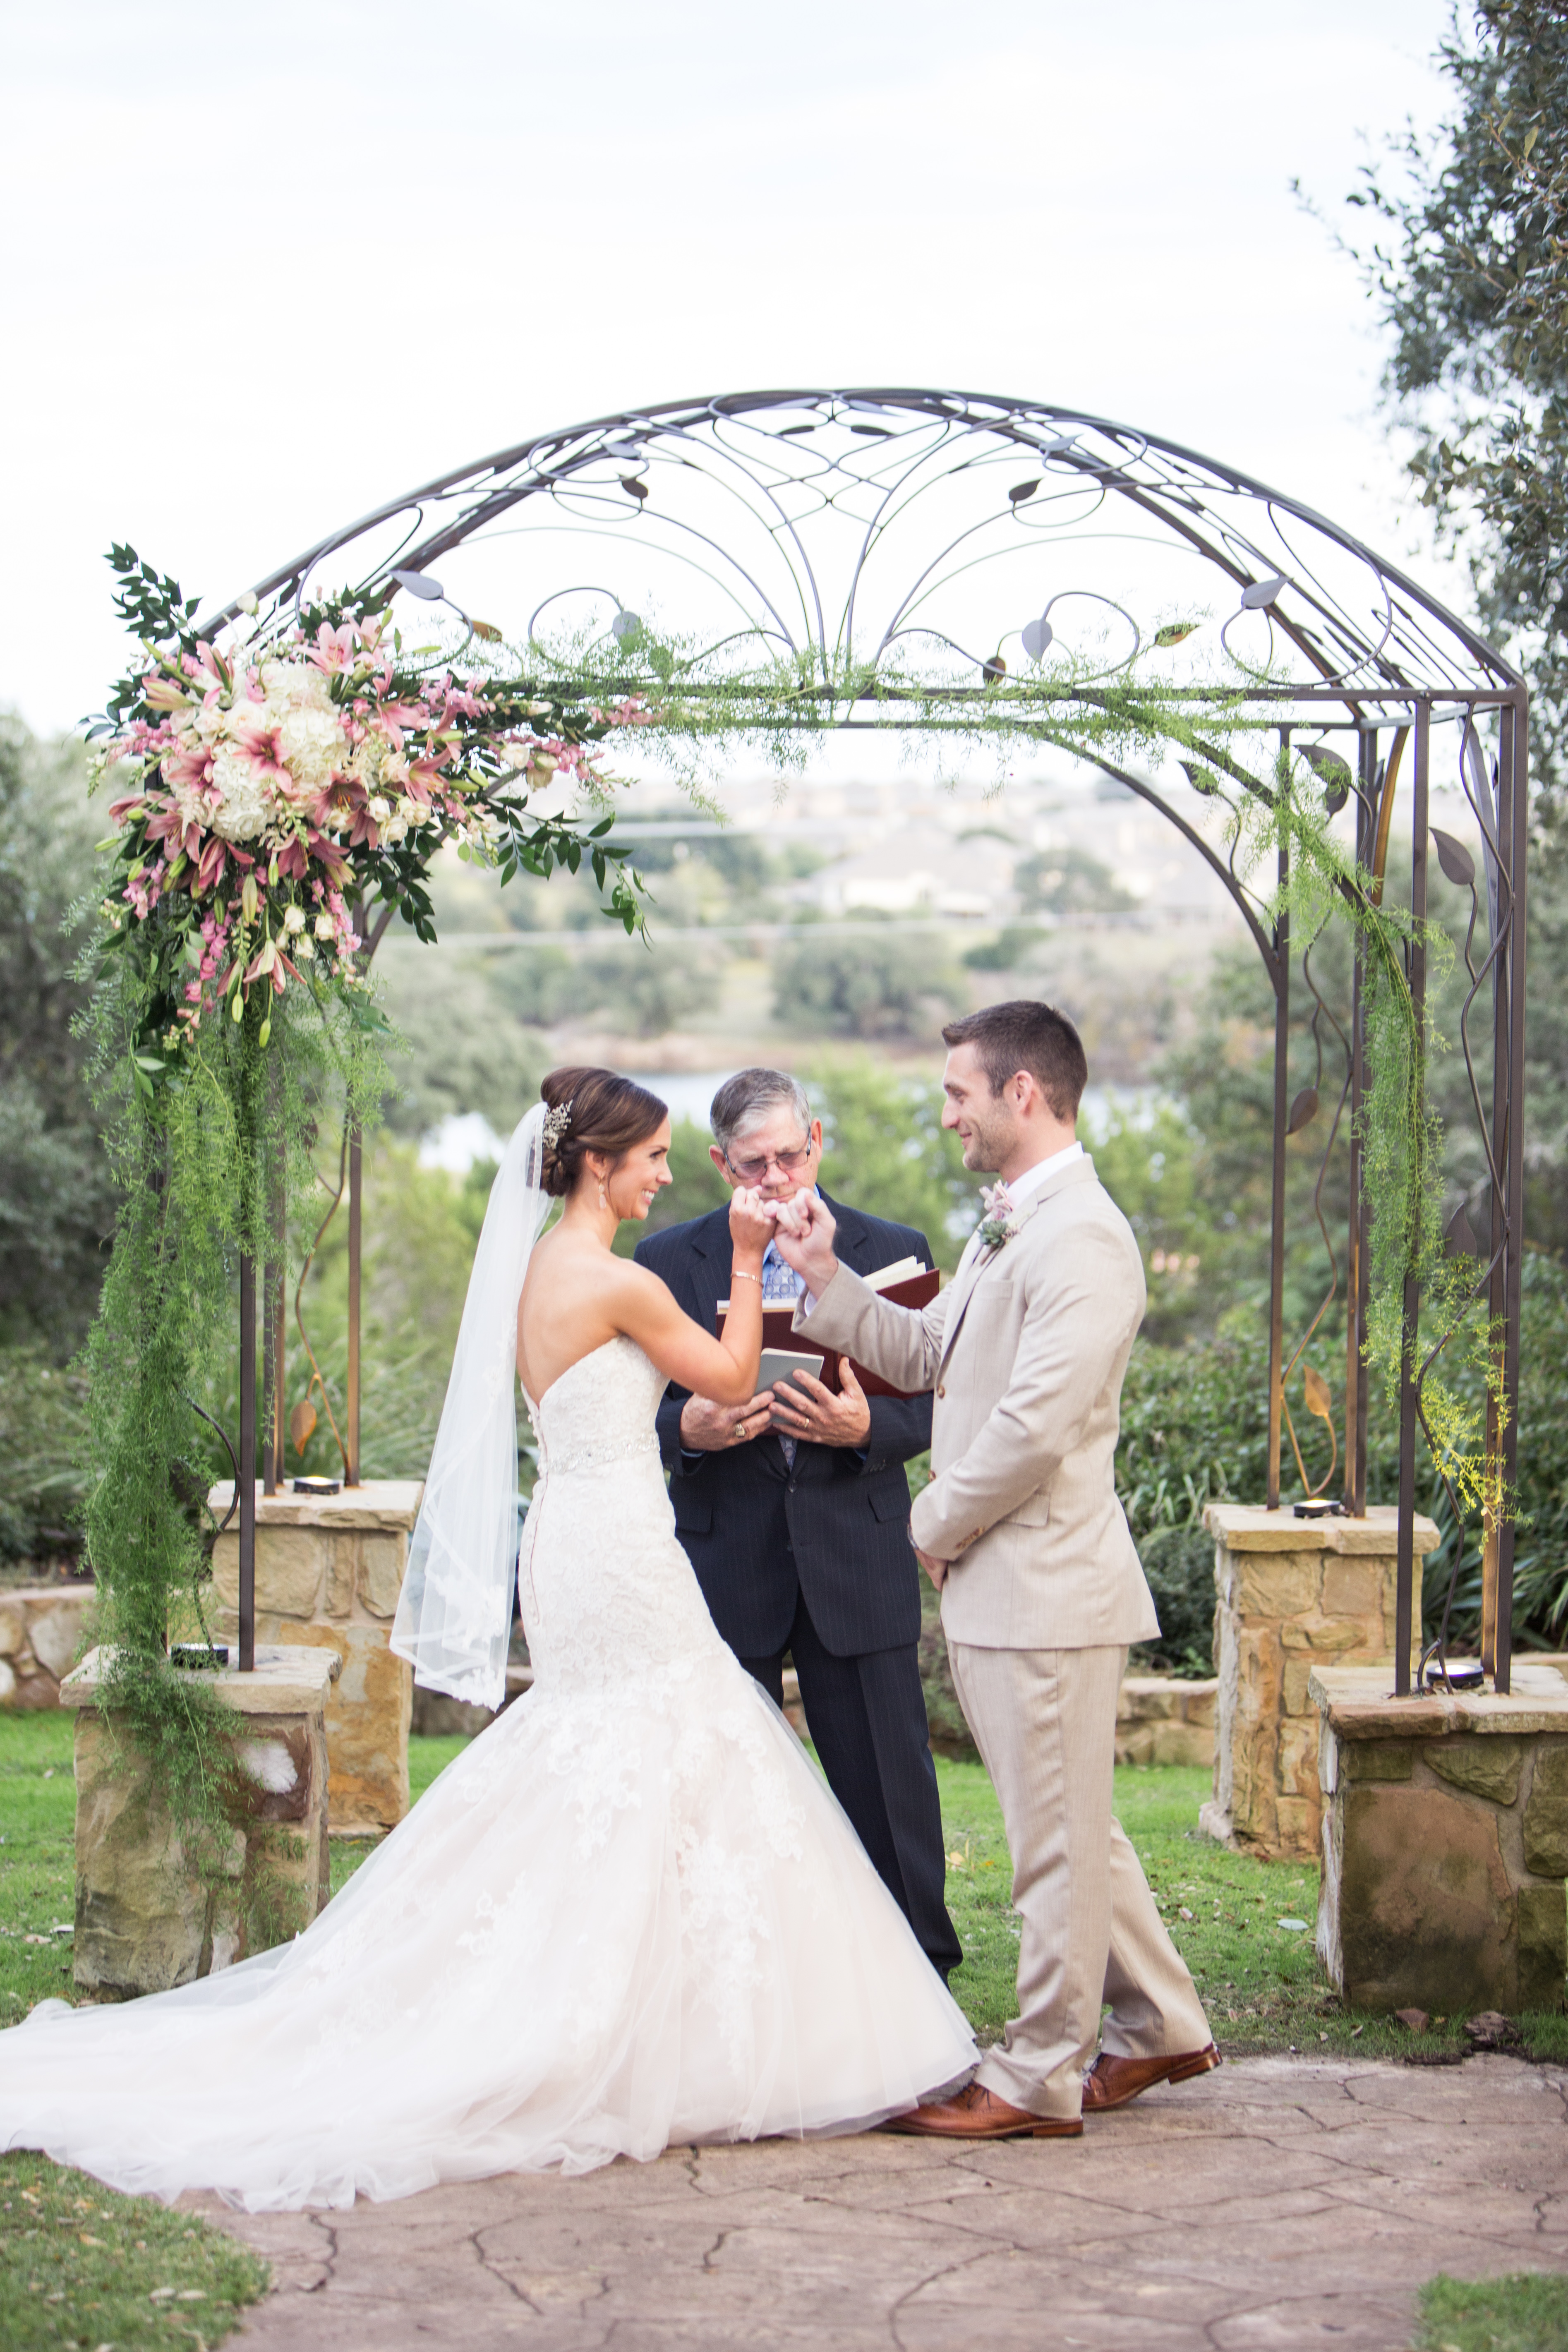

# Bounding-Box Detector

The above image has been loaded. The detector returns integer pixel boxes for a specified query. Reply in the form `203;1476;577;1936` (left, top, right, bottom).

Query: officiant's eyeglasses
724;1142;814;1184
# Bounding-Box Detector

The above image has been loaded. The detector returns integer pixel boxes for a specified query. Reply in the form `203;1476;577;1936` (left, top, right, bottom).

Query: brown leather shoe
1081;2045;1222;2113
882;2082;1082;2139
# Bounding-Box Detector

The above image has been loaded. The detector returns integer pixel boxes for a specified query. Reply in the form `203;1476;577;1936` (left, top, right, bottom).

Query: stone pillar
1200;1503;1440;1862
1311;1660;1568;2016
60;1644;337;2000
0;1586;93;1709
209;1479;422;1834
1115;1677;1218;1770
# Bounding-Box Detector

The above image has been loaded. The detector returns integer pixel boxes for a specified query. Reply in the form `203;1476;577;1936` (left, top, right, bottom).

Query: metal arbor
203;388;1529;1697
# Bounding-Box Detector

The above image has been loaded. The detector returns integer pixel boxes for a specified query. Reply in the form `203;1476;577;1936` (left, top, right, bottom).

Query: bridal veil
391;1100;550;1707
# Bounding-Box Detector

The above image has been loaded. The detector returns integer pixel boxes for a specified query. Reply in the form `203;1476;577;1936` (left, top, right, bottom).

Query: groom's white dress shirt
993;1139;1082;1207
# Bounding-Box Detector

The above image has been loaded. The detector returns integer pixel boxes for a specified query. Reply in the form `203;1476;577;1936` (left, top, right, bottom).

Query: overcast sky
3;0;1455;735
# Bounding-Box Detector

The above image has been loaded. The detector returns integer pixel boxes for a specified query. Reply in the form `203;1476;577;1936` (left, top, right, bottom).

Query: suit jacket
635;1195;935;1659
794;1154;1158;1653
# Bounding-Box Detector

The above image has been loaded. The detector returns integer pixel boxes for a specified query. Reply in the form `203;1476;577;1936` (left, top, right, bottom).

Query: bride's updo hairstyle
539;1066;669;1199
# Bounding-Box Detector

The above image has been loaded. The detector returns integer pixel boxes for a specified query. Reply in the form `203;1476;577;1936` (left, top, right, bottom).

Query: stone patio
202;2053;1568;2350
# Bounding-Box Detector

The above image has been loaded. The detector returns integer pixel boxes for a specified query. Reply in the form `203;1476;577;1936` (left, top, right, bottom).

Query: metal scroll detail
205;388;1527;1696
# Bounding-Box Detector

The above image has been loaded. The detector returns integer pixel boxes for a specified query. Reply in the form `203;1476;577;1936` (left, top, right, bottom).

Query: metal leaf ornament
391;569;444;601
1154;622;1198;647
1287;1086;1319;1134
1445;1202;1479;1259
1300;742;1353;815
290;1397;318;1456
1020;615;1054;663
981;653;1007;683
1008;480;1040;506
1180;760;1220;796
1303;1364;1333;1424
1241;573;1287;609
1431;828;1477;888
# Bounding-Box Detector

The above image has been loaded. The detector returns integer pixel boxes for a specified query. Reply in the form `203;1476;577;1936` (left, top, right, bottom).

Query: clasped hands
680;1189;870;1451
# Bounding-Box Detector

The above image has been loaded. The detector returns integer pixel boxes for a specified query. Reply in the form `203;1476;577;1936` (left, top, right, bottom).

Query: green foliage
1338;2;1568;784
614;1119;732;1255
1014;844;1136;914
772;918;965;1040
0;715;115;1355
1088;1100;1213;1346
813;1057;974;1268
80;937;389;1924
1129;1525;1220;1677
962;923;1049;971
0;1348;89;1563
1417;2272;1568;2352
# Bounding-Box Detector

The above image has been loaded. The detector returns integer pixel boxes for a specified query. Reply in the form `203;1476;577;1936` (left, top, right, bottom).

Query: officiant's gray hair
710;1068;813;1153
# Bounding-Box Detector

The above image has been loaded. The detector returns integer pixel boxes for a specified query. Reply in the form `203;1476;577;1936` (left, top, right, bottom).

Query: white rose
368;796;392;825
294;933;316;961
314;913;336;940
382;814;408;845
283;904;307;934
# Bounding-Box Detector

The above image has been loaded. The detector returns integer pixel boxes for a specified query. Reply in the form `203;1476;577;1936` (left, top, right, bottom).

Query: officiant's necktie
762;1241;805;1469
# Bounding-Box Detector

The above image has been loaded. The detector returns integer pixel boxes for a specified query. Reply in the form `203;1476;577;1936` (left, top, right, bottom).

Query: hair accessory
542;1099;573;1148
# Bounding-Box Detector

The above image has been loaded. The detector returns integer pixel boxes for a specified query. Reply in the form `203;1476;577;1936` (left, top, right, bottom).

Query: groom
636;1068;961;1980
774;1002;1216;2136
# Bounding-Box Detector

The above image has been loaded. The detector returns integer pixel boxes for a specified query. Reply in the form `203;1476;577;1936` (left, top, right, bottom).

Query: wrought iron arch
214;390;1528;1698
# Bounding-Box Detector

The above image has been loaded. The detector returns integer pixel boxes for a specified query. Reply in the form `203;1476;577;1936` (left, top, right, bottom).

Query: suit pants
948;1640;1211;2120
742;1588;963;1979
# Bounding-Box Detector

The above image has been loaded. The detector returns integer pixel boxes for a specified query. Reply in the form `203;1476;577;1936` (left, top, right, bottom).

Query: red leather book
717;1266;941;1400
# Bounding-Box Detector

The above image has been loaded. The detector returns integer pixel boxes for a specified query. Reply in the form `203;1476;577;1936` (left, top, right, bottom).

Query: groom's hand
769;1187;839;1298
914;1543;949;1592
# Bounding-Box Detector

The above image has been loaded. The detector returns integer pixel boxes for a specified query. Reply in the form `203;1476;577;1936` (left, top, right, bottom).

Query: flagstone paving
201;2054;1568;2351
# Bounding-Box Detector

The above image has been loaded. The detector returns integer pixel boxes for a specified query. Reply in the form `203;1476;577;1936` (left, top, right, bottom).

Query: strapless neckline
521;1332;634;1417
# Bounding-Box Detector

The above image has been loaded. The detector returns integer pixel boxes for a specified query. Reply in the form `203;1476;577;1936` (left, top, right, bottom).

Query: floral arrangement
91;546;650;1081
974;1181;1024;1254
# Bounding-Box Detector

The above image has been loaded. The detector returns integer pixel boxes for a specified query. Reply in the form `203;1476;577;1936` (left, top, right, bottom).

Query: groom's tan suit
796;1151;1210;2119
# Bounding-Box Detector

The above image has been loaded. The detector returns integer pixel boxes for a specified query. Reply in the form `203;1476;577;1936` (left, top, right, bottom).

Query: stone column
60;1644;337;2000
1200;1503;1440;1863
1312;1660;1568;2015
0;1586;93;1709
209;1479;422;1834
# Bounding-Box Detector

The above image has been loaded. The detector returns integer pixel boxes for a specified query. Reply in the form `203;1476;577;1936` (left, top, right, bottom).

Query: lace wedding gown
0;1337;974;2210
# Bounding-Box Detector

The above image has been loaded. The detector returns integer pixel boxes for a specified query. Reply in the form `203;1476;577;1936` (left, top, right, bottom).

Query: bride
0;1066;974;2210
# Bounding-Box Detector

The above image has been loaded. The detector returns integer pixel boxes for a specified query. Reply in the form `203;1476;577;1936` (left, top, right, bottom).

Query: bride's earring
598;1178;608;1210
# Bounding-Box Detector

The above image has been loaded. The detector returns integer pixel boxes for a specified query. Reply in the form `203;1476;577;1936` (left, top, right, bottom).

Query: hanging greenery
78;551;656;1920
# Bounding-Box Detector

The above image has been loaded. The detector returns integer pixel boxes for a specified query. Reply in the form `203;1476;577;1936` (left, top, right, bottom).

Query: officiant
637;1069;961;1980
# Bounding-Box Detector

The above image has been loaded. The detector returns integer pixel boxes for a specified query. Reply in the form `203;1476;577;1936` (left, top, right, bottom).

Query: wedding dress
0;1335;975;2211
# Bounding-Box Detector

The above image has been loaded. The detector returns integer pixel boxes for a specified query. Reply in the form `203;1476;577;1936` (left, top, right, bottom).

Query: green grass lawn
1418;2272;1568;2352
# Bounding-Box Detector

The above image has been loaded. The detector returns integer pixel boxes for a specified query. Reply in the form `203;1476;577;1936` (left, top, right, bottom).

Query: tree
0;714;116;1355
1341;2;1568;782
771;918;965;1040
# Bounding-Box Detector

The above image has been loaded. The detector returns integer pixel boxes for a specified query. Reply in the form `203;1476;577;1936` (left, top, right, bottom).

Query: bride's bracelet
731;1269;762;1286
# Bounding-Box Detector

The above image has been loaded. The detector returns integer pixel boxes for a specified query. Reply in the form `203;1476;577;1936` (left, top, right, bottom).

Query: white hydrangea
205;742;276;842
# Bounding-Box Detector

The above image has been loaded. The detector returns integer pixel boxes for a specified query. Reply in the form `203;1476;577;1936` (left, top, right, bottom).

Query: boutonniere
974;1182;1022;1255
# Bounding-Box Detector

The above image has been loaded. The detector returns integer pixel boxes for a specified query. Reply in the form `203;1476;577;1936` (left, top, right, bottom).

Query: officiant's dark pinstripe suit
636;1196;961;1978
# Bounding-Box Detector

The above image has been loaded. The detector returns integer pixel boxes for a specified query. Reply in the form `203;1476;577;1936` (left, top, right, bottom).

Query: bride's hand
769;1188;839;1298
728;1184;778;1264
